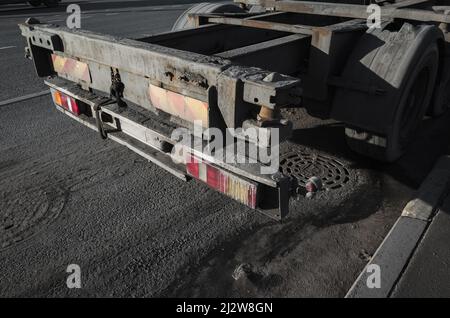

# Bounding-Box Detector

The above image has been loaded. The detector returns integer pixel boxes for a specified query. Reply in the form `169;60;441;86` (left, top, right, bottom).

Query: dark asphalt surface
1;0;450;297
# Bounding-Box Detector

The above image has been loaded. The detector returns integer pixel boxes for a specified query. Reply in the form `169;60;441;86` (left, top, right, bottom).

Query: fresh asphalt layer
1;0;450;297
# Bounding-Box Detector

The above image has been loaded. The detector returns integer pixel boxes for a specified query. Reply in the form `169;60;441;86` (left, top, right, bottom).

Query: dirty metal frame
45;76;290;220
190;0;449;121
18;0;450;220
19;20;304;128
19;18;299;220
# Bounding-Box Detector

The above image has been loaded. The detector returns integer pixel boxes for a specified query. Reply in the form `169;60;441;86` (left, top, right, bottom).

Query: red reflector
185;153;257;209
206;165;220;190
186;154;199;177
51;89;81;116
68;97;80;115
186;161;199;178
59;93;67;109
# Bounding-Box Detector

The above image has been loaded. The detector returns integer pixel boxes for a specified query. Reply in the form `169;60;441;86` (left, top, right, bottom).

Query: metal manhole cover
0;187;66;251
279;150;350;190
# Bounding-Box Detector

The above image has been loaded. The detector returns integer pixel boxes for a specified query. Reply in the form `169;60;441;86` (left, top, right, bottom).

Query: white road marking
0;46;16;50
0;90;50;107
105;13;119;16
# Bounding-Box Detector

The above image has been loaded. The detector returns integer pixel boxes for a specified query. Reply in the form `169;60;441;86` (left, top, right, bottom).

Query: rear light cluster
186;153;258;209
50;89;82;115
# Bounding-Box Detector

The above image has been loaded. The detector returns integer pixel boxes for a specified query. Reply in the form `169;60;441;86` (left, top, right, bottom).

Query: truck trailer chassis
19;0;450;219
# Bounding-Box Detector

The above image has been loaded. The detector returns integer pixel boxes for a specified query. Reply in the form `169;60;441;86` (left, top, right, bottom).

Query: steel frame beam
235;0;450;23
145;22;286;55
20;22;301;105
216;34;311;74
206;15;315;35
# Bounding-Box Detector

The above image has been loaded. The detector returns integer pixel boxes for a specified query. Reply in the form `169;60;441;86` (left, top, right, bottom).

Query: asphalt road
1;0;450;298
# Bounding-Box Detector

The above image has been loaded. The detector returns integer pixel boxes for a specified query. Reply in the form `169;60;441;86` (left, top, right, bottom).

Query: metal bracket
93;98;120;140
110;68;127;109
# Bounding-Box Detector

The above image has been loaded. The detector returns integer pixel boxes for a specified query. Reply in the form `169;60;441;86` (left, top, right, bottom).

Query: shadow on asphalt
0;0;223;16
290;110;450;190
164;110;450;297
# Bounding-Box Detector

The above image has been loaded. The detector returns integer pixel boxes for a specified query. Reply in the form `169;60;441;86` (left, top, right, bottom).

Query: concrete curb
345;155;450;298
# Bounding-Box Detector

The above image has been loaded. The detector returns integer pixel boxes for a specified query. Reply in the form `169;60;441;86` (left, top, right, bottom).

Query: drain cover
279;150;350;190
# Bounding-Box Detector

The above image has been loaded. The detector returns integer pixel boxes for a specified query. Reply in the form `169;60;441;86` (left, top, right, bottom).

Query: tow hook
110;68;127;109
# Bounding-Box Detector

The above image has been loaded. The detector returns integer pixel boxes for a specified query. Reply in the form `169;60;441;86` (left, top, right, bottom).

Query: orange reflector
51;54;91;83
186;153;258;209
53;90;62;106
148;84;209;128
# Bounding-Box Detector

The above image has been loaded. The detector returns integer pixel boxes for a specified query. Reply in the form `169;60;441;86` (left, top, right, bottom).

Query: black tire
332;23;441;162
43;0;59;8
172;2;245;31
28;1;41;7
430;67;450;117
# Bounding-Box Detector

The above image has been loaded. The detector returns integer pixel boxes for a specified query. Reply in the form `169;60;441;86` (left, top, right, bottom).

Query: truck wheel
430;67;450;117
332;23;442;162
172;2;245;31
28;1;41;6
43;0;59;7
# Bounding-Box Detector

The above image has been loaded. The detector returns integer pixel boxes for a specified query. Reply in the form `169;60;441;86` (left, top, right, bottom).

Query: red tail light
186;153;258;209
50;89;81;115
186;156;200;178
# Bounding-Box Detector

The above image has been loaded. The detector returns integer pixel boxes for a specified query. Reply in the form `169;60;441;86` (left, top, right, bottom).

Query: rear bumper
45;77;291;220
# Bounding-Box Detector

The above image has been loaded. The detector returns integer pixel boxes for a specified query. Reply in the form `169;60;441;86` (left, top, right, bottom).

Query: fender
331;23;444;134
